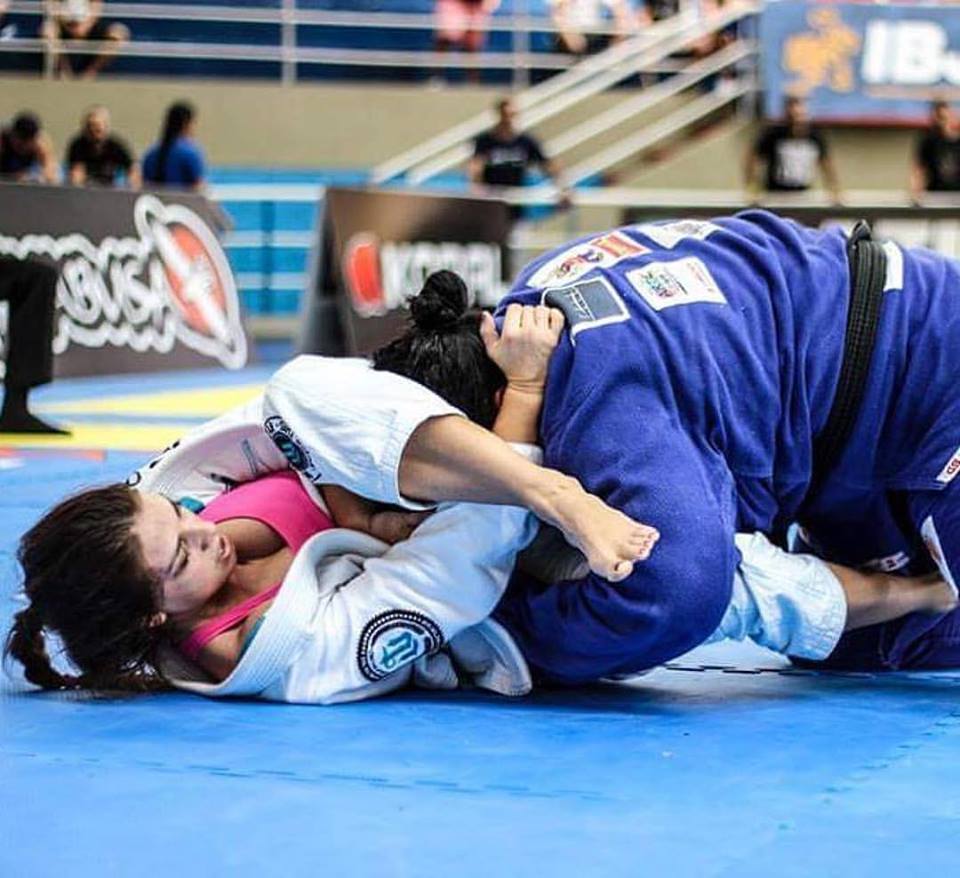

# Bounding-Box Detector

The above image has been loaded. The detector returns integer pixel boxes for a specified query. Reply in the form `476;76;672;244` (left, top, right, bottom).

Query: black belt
810;220;889;489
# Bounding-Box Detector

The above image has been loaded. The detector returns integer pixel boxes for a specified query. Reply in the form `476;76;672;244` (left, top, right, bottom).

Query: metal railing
373;2;759;184
0;0;721;86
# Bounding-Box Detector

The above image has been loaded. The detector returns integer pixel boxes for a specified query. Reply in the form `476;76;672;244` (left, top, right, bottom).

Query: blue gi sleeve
494;354;741;684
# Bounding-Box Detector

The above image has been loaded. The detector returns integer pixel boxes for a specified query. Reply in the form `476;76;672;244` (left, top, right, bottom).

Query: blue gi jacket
492;210;960;681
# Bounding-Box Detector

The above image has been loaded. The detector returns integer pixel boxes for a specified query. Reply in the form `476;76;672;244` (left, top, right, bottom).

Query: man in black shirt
66;105;139;188
911;99;960;201
745;96;841;202
470;97;565;195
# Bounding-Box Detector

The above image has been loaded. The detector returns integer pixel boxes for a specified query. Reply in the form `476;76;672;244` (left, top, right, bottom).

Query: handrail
563;79;755;185
543;39;754;156
389;2;760;185
5;1;632;35
370;11;704;184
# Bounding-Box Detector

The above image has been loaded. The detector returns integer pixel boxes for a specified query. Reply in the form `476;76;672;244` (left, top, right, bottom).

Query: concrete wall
0;75;505;167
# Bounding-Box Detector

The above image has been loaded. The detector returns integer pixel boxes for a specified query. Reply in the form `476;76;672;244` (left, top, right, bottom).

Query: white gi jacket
132;356;537;704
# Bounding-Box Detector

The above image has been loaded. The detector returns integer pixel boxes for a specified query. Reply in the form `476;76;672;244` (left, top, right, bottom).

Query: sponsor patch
264;415;322;481
627;257;727;312
863;551;911;573
541;277;629;342
528;231;648;288
936;444;960;485
883;241;904;292
631;220;722;249
357;610;444;682
921;515;958;598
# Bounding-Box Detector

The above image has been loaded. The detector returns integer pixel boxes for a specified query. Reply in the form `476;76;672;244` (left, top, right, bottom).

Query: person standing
745;95;841;202
0;112;58;184
41;0;129;79
469;97;567;215
911;99;960;202
66;105;140;188
0;257;69;435
142;102;205;191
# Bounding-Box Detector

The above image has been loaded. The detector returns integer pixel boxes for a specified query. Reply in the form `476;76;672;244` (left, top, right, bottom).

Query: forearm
399;414;578;522
492;386;542;444
320;483;376;532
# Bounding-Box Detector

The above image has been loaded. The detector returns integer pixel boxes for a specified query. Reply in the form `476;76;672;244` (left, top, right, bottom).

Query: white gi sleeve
705;532;848;660
261;355;465;510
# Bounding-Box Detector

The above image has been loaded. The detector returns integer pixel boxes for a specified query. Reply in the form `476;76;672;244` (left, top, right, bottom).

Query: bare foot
542;476;659;582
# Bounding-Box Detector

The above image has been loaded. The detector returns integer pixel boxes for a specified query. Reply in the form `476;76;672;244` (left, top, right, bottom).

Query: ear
494;387;505;410
146;612;167;629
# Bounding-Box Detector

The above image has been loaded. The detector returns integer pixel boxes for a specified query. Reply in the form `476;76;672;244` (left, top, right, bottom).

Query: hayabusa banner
301;187;510;355
761;2;960;124
0;182;249;377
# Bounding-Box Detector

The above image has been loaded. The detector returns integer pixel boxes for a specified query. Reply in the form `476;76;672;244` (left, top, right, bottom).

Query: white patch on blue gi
627;257;728;313
921;515;958;598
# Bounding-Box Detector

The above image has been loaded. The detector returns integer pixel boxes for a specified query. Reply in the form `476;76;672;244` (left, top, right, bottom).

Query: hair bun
409;270;469;331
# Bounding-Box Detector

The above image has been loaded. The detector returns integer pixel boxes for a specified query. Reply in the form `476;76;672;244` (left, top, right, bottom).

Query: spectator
911;99;960;202
0;112;58;184
550;0;635;56
142;102;206;191
0;257;69;435
435;0;500;82
745;95;841;202
469;97;567;216
66;106;139;188
0;1;16;41
42;1;129;79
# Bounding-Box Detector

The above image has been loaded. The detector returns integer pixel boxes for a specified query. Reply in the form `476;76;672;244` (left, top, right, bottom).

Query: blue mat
2;367;959;877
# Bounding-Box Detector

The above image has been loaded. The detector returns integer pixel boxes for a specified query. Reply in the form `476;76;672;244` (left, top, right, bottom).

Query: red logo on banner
343;232;385;317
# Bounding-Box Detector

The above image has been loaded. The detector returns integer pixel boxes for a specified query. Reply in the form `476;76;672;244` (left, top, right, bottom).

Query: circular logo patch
357;610;444;682
264;415;314;475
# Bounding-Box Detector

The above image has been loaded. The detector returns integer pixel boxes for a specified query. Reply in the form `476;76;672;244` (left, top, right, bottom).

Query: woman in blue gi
374;211;960;680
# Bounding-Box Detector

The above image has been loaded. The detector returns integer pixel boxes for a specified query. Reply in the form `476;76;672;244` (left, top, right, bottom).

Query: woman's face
132;493;235;617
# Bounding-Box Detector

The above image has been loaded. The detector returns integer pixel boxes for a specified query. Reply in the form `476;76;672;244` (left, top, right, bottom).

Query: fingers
502;303;524;337
479;311;499;353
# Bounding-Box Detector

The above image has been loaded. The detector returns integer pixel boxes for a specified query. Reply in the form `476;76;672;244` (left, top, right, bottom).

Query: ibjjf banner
0;182;249;377
761;2;960;124
301;187;510;356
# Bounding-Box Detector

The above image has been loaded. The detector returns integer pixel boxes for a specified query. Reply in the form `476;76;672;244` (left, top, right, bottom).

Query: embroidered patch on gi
626;257;727;312
541;277;629;342
631;220;722;249
863;551;911;573
936;444;960;486
358;610;444;682
264;415;321;480
883;241;904;292
921;515;958;598
528;231;649;288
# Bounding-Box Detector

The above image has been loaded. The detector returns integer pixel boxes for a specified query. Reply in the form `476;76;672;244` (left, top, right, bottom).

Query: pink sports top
178;471;334;662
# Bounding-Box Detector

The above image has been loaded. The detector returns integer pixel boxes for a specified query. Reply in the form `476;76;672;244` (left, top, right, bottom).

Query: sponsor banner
0;182;248;377
301;188;510;356
761;2;960;124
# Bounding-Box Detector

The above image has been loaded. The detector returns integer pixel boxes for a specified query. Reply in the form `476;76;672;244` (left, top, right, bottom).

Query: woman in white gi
5;284;660;703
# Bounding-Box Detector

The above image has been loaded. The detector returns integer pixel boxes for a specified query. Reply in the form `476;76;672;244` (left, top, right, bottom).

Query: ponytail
154;101;195;185
5;607;82;690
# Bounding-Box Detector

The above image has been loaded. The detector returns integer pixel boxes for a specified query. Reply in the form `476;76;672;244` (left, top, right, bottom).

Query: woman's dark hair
4;484;167;692
154;101;195;185
372;270;506;428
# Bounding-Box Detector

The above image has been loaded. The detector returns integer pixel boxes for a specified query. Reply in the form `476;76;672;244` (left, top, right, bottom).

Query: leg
80;21;128;79
803;482;960;670
0;257;68;434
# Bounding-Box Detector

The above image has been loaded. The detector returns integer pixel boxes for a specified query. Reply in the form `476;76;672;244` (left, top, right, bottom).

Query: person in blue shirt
142;101;205;191
373;212;960;680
